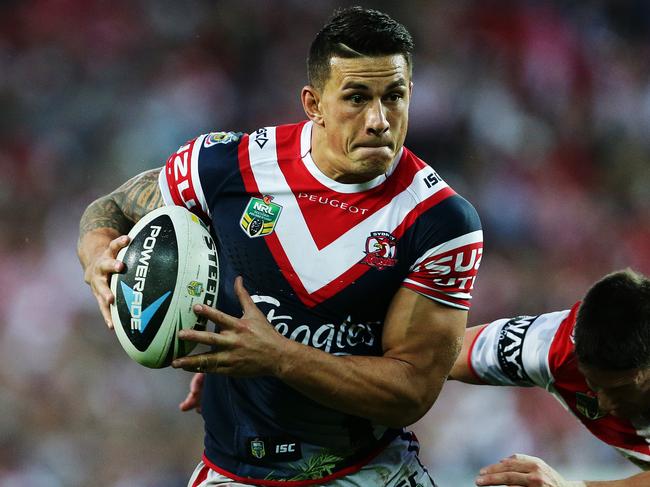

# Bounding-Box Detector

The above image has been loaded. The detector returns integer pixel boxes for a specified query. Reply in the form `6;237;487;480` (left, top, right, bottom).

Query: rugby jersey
470;304;650;470
159;120;483;484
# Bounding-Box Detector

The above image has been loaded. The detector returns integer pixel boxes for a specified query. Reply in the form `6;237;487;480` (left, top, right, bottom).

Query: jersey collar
299;121;403;194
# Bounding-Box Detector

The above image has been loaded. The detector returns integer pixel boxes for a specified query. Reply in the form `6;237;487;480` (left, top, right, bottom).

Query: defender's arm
448;324;488;384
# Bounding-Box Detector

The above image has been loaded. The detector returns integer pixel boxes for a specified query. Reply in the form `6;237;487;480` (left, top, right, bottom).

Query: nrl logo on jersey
250;438;266;459
575;391;607;420
240;195;282;238
362;231;398;270
203;131;240;148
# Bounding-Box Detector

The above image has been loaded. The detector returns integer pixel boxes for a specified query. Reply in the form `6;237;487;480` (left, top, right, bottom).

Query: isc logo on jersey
110;206;219;368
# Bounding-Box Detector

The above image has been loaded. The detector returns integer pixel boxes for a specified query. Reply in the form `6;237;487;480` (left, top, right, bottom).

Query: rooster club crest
240;195;282;238
362;231;398;270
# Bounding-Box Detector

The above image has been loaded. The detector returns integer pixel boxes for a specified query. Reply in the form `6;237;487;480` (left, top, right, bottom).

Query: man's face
580;364;650;420
313;54;411;183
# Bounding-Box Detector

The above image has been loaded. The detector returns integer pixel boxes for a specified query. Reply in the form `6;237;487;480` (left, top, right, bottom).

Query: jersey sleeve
158;131;244;222
469;310;571;388
402;191;483;310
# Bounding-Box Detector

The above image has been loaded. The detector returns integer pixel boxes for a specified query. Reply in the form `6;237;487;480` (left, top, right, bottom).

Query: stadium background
1;0;648;485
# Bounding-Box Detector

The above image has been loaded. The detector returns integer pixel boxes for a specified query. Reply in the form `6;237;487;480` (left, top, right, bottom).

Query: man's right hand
82;234;130;329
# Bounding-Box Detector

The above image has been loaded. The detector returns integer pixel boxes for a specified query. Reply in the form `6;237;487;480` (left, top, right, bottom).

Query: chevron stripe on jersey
470;305;650;469
238;122;476;308
159;122;481;309
158;121;482;483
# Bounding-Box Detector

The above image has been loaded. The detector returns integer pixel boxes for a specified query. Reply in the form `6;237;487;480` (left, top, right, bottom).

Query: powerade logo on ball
116;215;178;351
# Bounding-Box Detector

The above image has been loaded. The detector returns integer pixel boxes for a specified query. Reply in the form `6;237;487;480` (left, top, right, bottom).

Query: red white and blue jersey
159;121;483;485
469;304;650;470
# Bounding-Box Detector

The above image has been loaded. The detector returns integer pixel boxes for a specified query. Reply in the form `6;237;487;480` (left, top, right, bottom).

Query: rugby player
78;7;483;486
450;268;650;487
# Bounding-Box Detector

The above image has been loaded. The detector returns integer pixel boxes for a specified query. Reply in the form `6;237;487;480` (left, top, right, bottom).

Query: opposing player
450;268;650;487
78;7;483;486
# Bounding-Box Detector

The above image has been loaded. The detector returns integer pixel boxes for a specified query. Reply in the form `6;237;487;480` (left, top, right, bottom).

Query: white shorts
188;433;436;487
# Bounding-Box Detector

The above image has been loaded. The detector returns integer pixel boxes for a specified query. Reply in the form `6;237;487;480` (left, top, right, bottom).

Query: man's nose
366;100;389;135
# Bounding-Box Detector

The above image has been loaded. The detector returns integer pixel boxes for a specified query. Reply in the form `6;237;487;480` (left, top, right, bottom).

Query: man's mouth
355;142;392;149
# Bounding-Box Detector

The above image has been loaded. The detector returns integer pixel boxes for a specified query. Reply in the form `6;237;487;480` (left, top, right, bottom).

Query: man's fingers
475;471;528;486
172;352;224;372
109;235;130;255
179;373;205;411
190;372;205;392
481;457;535;475
102;236;129;273
234;276;257;312
192;304;240;329
477;455;548;487
176;329;228;346
96;295;114;329
179;392;201;412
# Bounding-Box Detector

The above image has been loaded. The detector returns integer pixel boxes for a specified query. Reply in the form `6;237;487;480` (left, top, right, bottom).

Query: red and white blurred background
0;1;648;485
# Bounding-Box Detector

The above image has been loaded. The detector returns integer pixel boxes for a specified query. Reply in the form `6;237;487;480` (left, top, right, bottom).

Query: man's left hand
171;276;288;377
476;454;586;487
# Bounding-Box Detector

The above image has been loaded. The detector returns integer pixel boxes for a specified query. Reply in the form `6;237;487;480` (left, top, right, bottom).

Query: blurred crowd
0;0;648;485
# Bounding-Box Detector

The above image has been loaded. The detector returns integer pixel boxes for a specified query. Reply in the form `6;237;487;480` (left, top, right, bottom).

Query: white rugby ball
110;206;219;368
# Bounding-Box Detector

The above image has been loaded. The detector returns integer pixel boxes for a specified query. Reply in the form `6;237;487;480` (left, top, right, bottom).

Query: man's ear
301;85;324;126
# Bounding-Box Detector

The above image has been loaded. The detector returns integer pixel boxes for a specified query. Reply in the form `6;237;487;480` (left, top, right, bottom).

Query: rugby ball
110;206;219;368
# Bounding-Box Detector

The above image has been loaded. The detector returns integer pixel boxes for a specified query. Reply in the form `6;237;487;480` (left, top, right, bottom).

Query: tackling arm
448;324;488;384
77;168;165;327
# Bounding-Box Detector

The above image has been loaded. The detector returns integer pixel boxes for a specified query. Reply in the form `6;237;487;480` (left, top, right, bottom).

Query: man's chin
352;147;394;170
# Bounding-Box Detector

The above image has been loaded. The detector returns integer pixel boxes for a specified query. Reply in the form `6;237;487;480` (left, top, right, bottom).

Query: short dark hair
574;269;650;370
307;6;414;89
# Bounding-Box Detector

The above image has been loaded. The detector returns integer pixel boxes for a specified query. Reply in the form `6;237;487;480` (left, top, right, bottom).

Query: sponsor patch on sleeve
163;136;210;222
496;316;537;385
403;230;483;309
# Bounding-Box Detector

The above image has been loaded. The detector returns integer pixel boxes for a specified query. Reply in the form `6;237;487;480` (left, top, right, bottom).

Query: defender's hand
172;276;288;377
83;235;129;329
476;454;586;487
179;373;205;413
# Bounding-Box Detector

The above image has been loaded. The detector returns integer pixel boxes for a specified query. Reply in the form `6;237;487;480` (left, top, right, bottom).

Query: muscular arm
277;287;465;426
78;168;165;254
77;168;165;327
176;281;466;427
448;324;488;384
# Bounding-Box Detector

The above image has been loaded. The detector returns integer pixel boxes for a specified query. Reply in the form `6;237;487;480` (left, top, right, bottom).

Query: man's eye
386;93;403;102
348;94;365;104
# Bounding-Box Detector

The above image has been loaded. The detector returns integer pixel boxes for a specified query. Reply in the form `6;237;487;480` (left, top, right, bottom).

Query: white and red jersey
469;304;650;470
159;121;483;485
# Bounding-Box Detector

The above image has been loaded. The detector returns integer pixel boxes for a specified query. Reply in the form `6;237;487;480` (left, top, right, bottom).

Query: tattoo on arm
79;168;165;239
